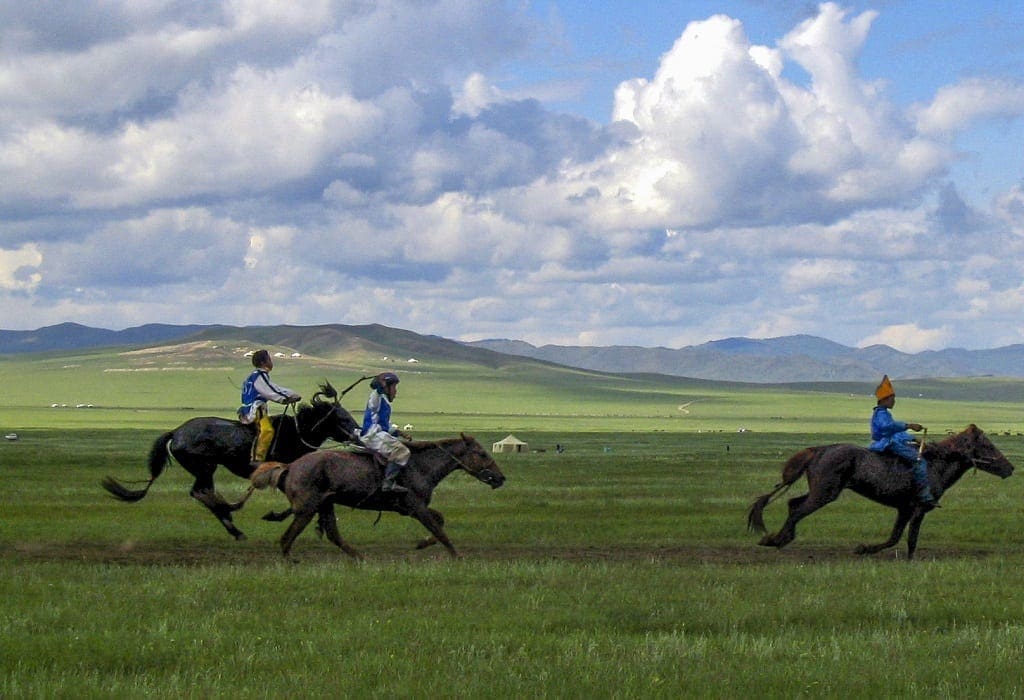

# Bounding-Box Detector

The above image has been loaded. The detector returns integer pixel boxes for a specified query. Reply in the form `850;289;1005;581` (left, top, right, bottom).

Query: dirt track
3;539;998;567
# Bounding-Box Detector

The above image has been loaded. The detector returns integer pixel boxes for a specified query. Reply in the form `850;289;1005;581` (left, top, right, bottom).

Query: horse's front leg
855;507;914;556
411;505;460;558
414;508;445;550
905;512;928;560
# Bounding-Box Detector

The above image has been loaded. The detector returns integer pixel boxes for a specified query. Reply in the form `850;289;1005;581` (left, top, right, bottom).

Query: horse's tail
100;430;174;502
747;446;821;533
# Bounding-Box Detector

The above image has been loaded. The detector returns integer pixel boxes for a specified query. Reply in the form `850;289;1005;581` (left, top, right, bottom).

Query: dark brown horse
258;433;506;560
748;425;1014;559
101;382;360;540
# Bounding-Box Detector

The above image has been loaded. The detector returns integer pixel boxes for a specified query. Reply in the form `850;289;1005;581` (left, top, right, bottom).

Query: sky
1;1;1023;353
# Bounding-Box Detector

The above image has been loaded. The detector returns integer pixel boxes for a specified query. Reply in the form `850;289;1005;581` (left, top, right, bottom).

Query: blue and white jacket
361;388;398;439
238;369;297;423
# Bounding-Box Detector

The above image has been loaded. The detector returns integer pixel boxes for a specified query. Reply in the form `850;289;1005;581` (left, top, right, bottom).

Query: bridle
434;438;499;481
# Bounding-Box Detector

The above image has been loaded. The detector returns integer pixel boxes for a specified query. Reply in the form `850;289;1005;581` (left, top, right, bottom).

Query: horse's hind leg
414;508;445;550
759;478;845;549
855;507;914;556
317;505;364;561
279;509;317;559
262;507;293;522
188;472;247;540
758;493;810;547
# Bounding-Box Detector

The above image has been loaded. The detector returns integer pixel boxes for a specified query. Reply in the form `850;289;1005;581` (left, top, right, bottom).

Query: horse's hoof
234;532;247;542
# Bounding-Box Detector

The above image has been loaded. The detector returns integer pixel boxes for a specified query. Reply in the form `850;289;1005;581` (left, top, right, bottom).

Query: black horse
101;382;360;540
748;424;1014;559
257;433;506;560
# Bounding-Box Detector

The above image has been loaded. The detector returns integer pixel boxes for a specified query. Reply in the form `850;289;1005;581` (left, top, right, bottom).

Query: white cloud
913;79;1024;137
452;72;505;117
0;244;42;292
858;324;952;353
783;258;858;293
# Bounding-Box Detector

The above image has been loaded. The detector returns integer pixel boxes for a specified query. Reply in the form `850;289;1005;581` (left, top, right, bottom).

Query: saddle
348;444;389;469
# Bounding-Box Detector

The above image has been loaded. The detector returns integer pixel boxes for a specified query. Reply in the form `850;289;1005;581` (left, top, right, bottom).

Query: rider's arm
253;372;299;404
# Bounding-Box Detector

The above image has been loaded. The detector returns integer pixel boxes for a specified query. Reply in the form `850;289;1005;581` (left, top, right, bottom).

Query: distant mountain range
2;323;1023;383
466;335;1024;382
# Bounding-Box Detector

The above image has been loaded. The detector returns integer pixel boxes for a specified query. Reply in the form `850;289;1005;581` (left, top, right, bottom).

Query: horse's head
453;433;506;489
308;381;360;443
955;424;1015;479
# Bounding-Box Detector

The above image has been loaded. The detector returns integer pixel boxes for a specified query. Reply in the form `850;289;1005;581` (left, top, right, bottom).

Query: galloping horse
748;425;1014;559
257;433;506;560
101;382;360;540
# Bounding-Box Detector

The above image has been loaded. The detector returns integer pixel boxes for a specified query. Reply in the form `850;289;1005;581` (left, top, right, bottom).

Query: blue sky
1;1;1023;352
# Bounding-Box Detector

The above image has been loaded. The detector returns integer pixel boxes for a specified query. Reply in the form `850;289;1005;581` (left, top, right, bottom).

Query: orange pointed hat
874;374;895;400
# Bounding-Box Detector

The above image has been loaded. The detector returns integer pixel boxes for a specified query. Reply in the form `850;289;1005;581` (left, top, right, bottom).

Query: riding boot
913;458;937;508
381;462;408;493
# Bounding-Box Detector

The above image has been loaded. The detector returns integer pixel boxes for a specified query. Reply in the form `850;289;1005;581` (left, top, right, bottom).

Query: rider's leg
380;440;411;493
891;442;935;506
381;462;408;492
251;407;274;463
912;457;935;504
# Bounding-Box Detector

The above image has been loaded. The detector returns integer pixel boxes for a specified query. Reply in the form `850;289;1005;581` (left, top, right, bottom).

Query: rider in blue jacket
869;374;935;507
359;372;411;493
238;349;301;465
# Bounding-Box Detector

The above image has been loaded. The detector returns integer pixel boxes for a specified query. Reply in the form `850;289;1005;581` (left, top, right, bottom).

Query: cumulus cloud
0;244;42;292
858;324;953;354
1;1;1023;353
913;79;1024;137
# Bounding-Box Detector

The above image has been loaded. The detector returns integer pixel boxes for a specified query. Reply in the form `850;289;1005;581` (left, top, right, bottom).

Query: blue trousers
887;441;931;494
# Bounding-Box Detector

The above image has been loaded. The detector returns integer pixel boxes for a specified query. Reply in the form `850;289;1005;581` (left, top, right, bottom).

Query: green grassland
3;344;1024;697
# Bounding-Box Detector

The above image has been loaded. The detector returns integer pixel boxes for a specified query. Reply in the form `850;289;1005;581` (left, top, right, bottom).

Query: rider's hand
907;423;924;431
285;395;302;404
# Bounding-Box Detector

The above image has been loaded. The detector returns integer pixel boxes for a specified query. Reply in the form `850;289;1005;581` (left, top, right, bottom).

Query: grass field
3;347;1024;697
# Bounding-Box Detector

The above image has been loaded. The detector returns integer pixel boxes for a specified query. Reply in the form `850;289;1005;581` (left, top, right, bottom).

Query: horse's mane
929;425;984;461
405;435;474;453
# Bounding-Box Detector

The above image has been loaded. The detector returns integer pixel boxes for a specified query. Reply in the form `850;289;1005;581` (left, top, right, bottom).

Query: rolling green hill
1;324;1021;437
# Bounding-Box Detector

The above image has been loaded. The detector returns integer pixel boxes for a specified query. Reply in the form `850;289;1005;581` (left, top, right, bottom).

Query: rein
293;401;358;451
426;439;487;477
293;376;370;450
267;402;292;457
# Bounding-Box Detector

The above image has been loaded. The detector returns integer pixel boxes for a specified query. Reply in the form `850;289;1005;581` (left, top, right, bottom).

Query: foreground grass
5;556;1024;698
3;428;1024;697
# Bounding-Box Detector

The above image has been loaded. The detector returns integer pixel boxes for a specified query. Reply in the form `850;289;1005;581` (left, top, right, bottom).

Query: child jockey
359;372;411;493
869;374;936;508
238;349;301;466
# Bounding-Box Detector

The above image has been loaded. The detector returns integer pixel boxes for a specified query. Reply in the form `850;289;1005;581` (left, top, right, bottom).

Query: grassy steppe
2;347;1024;697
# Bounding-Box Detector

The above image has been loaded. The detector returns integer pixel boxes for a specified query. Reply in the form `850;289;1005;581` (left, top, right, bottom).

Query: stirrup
381;479;408;493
